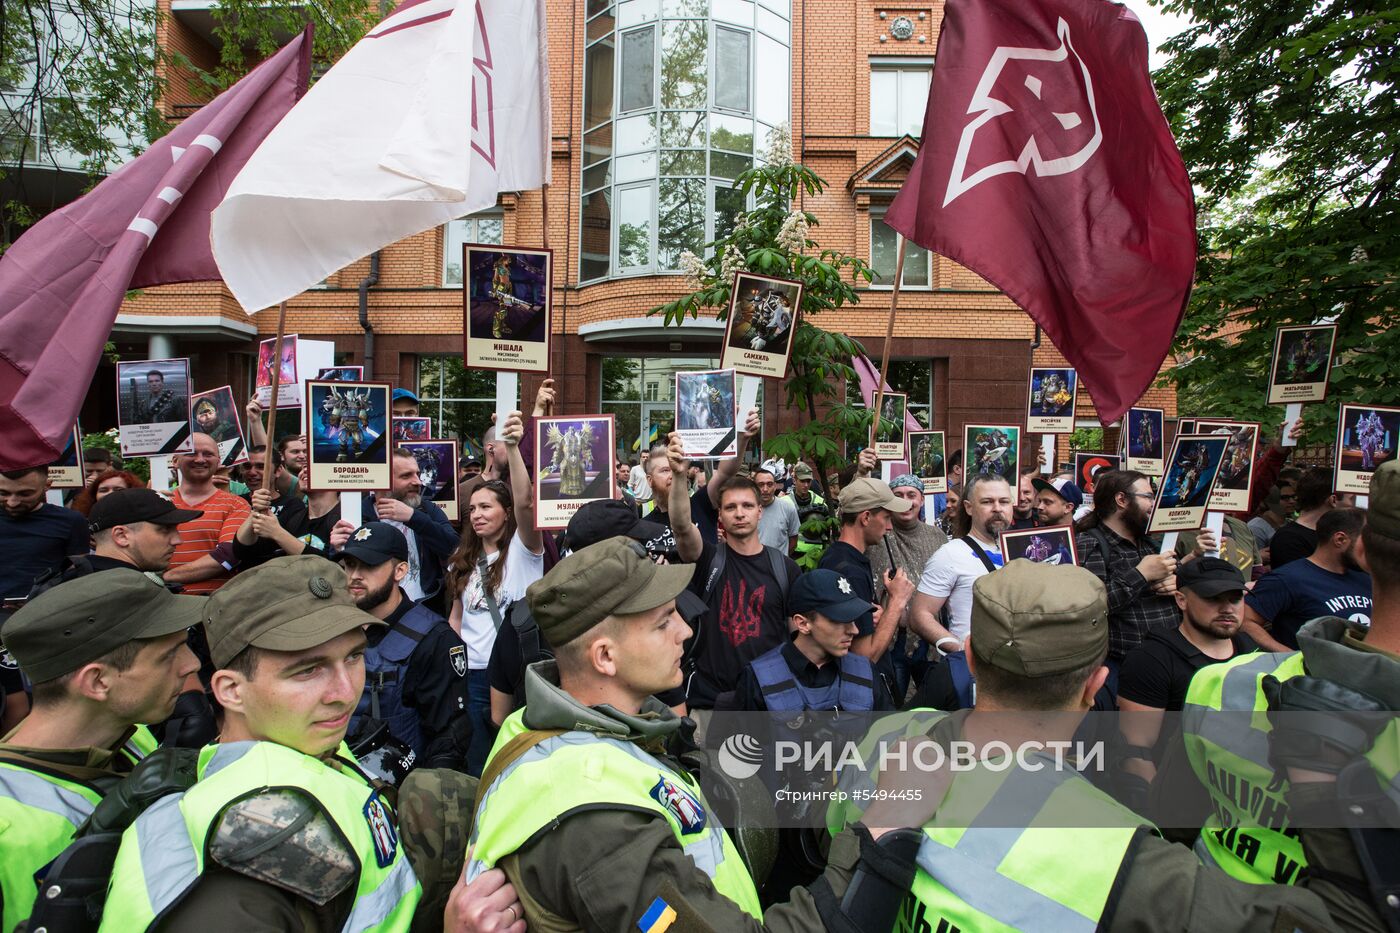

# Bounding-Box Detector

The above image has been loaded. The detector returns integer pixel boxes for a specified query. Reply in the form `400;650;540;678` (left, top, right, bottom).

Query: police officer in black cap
35;488;203;590
337;521;473;770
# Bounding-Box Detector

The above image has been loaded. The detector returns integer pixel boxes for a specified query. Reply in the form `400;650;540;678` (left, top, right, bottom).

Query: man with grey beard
330;448;457;605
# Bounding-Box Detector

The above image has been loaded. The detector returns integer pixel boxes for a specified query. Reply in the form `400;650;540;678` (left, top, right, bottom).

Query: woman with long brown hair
68;469;144;516
445;409;542;774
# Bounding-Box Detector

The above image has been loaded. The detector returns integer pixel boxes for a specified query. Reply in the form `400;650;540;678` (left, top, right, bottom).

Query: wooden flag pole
871;238;908;448
541;182;553;386
262;301;288;495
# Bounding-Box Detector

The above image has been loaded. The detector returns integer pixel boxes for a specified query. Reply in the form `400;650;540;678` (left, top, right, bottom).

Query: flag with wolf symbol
885;0;1196;424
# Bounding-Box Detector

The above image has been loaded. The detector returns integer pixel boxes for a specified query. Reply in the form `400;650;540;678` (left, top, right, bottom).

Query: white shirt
629;464;652;502
757;495;801;551
455;530;545;670
917;536;1003;641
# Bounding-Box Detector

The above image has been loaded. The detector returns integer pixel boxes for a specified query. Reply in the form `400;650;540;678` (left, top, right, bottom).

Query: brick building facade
91;0;1178;467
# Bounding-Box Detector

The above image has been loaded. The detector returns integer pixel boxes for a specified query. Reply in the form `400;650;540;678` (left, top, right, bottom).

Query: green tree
651;126;876;512
1152;0;1398;441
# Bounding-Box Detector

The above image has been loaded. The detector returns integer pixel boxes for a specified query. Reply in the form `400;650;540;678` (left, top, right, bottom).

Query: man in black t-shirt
1117;558;1256;799
668;442;798;714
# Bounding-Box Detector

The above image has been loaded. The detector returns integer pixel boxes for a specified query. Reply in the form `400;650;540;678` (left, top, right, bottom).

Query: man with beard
868;474;947;699
163;433;251;595
910;474;1012;653
1116;558;1257;799
1244;507;1372;651
1031;475;1083;527
0;465;91;601
338;522;471;767
1073;470;1179;697
332;448;457;606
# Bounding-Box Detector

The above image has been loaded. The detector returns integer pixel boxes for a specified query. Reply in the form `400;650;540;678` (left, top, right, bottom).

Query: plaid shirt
1076;524;1181;661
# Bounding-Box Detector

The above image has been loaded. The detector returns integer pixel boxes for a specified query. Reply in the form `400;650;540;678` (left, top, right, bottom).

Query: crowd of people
0;377;1394;933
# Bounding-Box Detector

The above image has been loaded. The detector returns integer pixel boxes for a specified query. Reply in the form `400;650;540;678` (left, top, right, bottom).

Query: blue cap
392;388;419;403
1032;476;1084;508
788;569;872;623
337;521;409;565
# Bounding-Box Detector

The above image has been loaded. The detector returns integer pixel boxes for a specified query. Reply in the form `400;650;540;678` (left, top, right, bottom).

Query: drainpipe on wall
359;250;381;375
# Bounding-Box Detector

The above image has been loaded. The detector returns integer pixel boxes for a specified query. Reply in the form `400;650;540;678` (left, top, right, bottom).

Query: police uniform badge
363;790;399;868
449;644;467;677
649;774;706;835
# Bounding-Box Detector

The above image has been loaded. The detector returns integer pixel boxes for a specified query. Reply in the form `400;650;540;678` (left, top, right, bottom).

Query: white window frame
441;211;504;286
869;57;932;138
868;208;932;290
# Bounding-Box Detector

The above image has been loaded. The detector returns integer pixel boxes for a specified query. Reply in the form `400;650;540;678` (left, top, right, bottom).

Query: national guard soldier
854;559;1393;932
1180;460;1400;891
0;570;200;930
95;555;505;932
465;536;925;933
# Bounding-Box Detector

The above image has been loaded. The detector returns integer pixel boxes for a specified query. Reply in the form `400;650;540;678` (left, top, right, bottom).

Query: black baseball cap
1177;557;1246;597
89;488;202;533
564;499;673;556
788;569;872;623
337;522;410;565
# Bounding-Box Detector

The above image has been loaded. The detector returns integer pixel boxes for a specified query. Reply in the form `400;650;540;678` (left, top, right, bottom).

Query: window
870;62;931;137
603;356;764;463
869;211;931;288
441;212;504;285
418;356;520;446
580;0;789;282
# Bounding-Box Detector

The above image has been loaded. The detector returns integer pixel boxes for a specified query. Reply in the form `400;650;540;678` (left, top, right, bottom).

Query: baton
882;534;897;579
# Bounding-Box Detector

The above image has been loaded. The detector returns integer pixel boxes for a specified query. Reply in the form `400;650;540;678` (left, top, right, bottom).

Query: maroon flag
0;28;313;470
886;0;1195;424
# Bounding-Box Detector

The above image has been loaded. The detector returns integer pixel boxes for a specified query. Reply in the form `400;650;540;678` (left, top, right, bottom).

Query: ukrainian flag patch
637;896;676;933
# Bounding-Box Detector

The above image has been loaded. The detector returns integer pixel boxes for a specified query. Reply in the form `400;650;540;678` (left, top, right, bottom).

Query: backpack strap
473;728;568;814
763;546;790;599
959;536;1000;574
701;545;728;603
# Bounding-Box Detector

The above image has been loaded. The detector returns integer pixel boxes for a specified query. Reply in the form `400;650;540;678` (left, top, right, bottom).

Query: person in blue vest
338;521;472;769
732;569;894;713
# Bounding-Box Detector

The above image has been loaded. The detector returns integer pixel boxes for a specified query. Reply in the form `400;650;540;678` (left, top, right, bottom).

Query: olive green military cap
3;570;203;683
203;555;383;668
970;559;1109;678
1368;460;1400;540
526;536;694;647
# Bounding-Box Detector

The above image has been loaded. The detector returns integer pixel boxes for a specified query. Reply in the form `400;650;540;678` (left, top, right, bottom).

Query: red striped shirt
169;489;250;595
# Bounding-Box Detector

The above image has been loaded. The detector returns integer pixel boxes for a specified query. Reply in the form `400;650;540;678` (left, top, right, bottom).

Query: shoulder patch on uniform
364;789;399;868
209;788;356;906
637;895;676;933
648;774;706;835
449;644;466;677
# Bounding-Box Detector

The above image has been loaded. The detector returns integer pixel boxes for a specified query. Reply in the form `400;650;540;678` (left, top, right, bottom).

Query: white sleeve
917;542;960;598
504;529;546;600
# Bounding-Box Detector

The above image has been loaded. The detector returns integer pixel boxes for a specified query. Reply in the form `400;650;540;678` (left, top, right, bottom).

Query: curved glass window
581;0;790;282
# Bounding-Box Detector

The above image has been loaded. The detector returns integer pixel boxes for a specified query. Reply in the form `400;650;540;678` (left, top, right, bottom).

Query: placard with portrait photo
116;358;193;457
1000;527;1077;566
463;245;552;373
400;440;459;521
1268;324;1338;404
964;424;1020;485
191;385;248;467
872;393;908;461
392;417;432;443
675;370;737;459
1196;420;1260;513
534;415;616;530
721;271;801;379
1026;367;1078;434
255;334;300;409
908;430;946;495
305;380;391;490
1335;404;1400;494
1124;407;1165;475
48;425;84;488
1148;434;1231;533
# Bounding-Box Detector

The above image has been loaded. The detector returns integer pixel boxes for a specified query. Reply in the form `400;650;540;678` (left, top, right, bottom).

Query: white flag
212;0;549;313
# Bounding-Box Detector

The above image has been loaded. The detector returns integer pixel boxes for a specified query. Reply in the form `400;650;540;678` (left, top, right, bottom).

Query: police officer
0;570;200;930
96;555;503;932
339;521;472;768
465;537;923;933
733;569;890;713
790;462;831;569
851;560;1390;931
1181;460;1400;888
